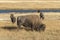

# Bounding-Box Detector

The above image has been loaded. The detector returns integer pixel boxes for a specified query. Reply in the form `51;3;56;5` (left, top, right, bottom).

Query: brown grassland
0;0;60;40
0;12;60;40
0;0;60;1
0;2;60;10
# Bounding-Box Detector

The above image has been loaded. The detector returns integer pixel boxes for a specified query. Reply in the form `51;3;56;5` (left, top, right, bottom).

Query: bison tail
10;14;16;24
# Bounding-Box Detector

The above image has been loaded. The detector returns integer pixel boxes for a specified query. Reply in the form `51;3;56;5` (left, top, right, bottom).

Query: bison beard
17;15;46;31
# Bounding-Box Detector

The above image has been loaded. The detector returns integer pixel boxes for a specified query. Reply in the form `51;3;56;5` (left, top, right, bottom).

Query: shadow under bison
1;26;17;30
0;24;46;32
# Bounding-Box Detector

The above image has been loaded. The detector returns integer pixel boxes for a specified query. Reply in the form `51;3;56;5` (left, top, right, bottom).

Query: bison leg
17;21;21;29
31;26;34;31
41;24;46;31
31;24;35;31
17;17;22;29
38;24;46;31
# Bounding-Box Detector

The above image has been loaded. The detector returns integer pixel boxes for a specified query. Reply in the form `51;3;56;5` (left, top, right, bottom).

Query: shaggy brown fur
17;15;44;31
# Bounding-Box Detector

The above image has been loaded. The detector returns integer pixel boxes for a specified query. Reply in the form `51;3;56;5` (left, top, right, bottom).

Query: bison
16;15;46;31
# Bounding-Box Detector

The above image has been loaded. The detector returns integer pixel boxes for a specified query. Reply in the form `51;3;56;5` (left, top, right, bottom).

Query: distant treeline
0;9;60;13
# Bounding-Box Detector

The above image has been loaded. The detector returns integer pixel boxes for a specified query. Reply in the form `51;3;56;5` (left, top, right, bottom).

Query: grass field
0;0;60;1
0;12;60;40
0;2;60;10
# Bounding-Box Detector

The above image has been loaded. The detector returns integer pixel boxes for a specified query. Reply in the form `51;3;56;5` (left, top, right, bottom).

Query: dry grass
0;2;60;10
0;12;60;40
0;0;60;1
